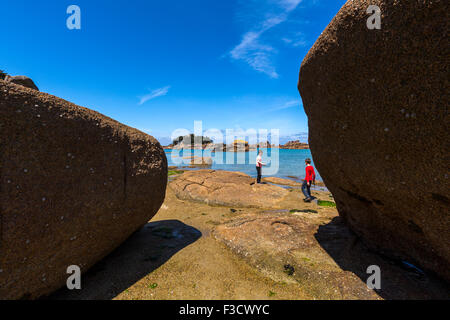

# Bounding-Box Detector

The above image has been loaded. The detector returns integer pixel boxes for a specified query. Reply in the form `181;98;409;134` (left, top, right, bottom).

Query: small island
278;140;309;149
164;135;272;152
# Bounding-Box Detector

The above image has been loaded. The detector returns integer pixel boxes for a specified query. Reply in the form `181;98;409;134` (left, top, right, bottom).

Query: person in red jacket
302;158;316;202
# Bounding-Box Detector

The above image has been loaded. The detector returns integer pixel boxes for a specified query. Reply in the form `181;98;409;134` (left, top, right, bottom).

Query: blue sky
1;0;345;144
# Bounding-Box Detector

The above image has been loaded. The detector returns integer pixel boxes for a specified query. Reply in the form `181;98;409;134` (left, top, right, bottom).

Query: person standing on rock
302;158;316;202
256;150;266;183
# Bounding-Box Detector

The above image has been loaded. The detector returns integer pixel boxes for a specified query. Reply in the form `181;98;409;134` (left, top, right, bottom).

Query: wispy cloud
229;0;303;78
282;32;308;47
268;100;299;111
138;86;170;105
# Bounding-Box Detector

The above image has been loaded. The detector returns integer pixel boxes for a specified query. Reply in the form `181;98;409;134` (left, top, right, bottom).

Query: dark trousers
302;180;311;198
256;166;262;183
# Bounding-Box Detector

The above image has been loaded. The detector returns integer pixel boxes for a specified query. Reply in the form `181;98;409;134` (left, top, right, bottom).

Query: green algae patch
168;170;184;176
317;200;336;208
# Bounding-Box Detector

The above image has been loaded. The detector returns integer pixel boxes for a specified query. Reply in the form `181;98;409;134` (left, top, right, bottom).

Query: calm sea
165;148;322;183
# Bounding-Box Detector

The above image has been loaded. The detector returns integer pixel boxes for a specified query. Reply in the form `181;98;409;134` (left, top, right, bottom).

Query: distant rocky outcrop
167;139;272;153
248;141;271;150
0;80;168;299
166;134;213;150
4;74;39;91
231;140;249;152
279;140;309;149
170;170;289;208
298;1;449;281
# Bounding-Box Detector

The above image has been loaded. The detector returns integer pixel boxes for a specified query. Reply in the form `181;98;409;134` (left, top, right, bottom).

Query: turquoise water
165;148;322;182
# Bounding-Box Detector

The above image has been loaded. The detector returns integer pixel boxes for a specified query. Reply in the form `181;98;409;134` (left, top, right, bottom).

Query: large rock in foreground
298;1;449;280
214;211;450;299
0;80;168;299
170;170;288;208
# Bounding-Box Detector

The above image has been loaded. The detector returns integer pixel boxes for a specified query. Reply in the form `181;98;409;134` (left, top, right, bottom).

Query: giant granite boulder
0;80;168;299
298;0;449;281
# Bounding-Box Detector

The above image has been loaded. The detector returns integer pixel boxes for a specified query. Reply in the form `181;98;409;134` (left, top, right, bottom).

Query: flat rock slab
262;177;302;187
0;80;168;299
214;211;450;300
170;170;289;208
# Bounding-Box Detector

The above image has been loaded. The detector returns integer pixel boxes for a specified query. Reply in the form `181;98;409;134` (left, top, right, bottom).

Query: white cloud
230;32;279;78
138;86;170;105
229;0;303;78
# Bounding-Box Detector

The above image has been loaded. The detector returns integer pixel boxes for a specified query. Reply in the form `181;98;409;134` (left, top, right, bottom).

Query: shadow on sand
314;216;450;300
46;220;201;300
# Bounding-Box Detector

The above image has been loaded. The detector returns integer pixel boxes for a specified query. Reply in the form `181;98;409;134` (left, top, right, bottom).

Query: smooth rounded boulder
0;80;168;299
298;1;449;281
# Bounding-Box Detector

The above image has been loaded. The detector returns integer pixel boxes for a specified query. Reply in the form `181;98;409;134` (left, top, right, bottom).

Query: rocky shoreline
48;169;449;300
